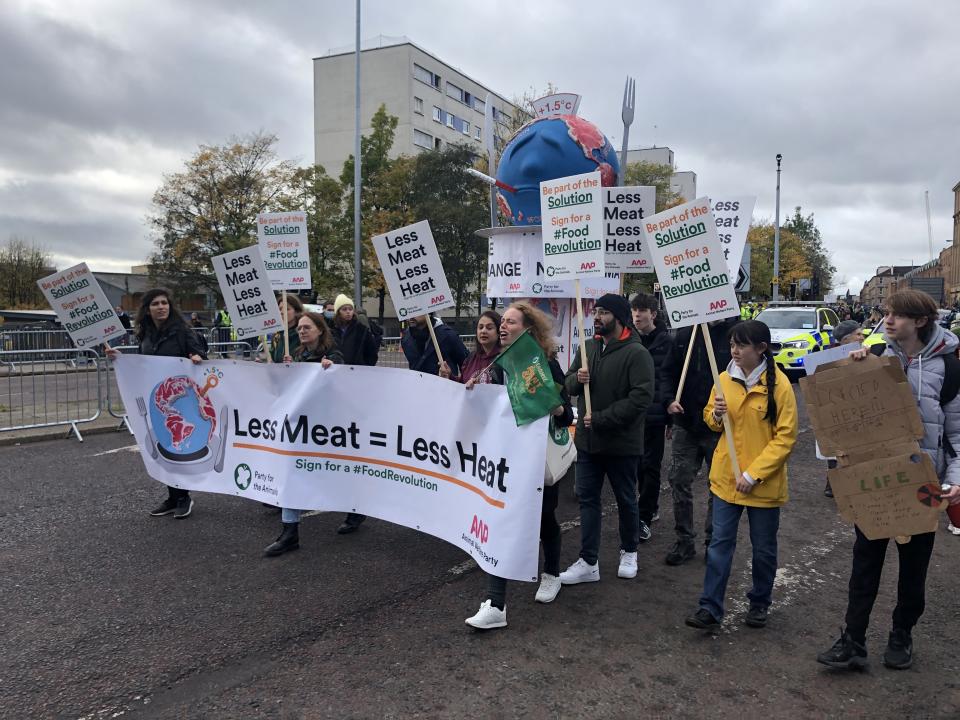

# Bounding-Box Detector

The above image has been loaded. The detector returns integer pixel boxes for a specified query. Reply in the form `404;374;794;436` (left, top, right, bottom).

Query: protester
824;320;864;498
116;305;132;329
329;293;379;534
263;311;344;556
322;299;335;324
464;302;574;629
684;320;798;632
817;289;960;671
189;312;203;329
661;316;740;565
630;293;675;541
107;289;206;519
439;311;502;384
560;294;653;585
269;293;304;363
401;313;470;377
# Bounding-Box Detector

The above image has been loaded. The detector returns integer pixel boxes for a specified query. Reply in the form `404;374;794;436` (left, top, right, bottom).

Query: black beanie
595;293;632;332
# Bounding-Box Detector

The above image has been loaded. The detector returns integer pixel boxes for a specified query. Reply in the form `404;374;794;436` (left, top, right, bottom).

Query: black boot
264;522;300;556
883;628;913;670
337;513;367;535
816;629;868;670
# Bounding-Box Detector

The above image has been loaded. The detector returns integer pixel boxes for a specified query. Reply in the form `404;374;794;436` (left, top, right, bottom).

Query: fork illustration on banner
618;76;635;185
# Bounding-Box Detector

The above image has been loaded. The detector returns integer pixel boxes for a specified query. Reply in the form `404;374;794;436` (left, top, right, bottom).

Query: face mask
324;311;334;321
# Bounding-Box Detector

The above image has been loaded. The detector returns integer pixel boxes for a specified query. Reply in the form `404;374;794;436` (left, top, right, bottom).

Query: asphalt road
1;387;958;720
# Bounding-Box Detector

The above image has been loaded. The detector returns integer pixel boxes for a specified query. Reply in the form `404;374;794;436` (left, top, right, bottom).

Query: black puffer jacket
336;318;379;366
661;317;738;436
640;322;675;427
139;320;207;359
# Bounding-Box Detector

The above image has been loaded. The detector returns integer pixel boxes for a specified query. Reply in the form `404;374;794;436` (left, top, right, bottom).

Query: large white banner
115;356;548;581
540;171;605;279
643;197;740;328
257;210;311;290
37;263;126;348
486;230;619;298
372;220;455;319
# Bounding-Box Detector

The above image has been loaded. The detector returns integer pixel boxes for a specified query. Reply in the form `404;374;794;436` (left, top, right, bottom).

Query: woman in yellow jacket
685;320;798;631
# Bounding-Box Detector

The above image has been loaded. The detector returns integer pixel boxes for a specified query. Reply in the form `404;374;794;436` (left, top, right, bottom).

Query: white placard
604;185;656;272
372;220;455;319
540;171;605;280
486;230;619;298
709;196;756;274
256;211;311;290
115;356;548;581
643;197;740;329
211;246;284;338
37;263;126;348
531;92;581;119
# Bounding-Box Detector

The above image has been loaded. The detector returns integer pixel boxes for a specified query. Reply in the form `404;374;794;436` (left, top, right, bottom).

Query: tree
0;236;52;308
147;132;296;295
747;222;810;298
622;161;682;212
783;206;835;296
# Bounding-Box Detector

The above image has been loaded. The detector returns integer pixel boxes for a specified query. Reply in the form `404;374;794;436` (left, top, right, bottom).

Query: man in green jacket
560;293;654;584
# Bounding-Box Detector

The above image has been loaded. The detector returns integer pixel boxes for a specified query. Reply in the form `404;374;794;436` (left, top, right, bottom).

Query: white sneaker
465;600;507;630
618;550;638;579
948;524;960;536
535;573;562;603
559;558;599;585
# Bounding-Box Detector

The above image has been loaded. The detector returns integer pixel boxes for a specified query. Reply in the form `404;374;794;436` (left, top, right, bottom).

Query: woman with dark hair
464;301;574;630
108;288;207;519
439;311;502;384
263;311;344;556
269;293;304;363
684;319;798;632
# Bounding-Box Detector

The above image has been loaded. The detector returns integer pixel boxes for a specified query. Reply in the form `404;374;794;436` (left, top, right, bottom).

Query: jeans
637;424;667;524
281;508;303;524
699;494;780;621
575;452;640;565
667;426;719;548
485;482;562;609
844;526;936;643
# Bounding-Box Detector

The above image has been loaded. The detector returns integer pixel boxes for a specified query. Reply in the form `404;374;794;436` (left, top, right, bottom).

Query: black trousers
637;424;666;524
844;526;936;643
167;486;190;501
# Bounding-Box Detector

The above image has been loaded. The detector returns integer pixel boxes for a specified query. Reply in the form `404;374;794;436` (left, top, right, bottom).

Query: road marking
91;444;139;457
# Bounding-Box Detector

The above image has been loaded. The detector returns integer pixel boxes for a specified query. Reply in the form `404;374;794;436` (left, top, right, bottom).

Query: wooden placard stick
425;317;445;369
575;279;593;416
282;292;290;358
701;321;742;480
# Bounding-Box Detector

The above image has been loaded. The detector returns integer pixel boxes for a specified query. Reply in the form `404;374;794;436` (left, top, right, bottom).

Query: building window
432;106;442;123
446;82;464;103
462;121;470;136
414;63;441;89
413;129;433;149
414;97;424;115
446;113;455;129
434;137;442;150
473;97;485;113
475;127;482;141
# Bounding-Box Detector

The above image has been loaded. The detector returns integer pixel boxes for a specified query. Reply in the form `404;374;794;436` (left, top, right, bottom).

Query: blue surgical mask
324;311;334;321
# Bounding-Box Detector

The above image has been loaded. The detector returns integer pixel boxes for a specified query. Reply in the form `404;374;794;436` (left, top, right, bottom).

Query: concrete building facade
313;37;518;177
625;146;697;202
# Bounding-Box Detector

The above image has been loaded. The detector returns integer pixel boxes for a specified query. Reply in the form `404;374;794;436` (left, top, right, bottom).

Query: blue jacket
401;320;469;376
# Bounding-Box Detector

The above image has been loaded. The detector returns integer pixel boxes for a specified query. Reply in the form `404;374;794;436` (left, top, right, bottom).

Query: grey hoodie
883;323;960;485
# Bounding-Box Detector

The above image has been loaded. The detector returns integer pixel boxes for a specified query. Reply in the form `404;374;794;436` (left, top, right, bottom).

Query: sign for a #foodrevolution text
604;185;656;272
212;246;283;338
37;263;126;347
257;211;311;290
644;197;740;328
372;220;454;319
710;196;756;273
540;171;604;280
115;355;548;581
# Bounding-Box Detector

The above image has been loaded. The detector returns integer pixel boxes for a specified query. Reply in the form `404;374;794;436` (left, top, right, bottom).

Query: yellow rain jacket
703;365;798;508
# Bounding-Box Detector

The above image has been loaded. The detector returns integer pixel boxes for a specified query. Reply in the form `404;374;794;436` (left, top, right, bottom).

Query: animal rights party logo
671;310;682;323
234;463;252;491
138;368;230;475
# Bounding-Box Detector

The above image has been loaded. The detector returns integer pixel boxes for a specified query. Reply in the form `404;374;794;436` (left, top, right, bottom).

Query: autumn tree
148;132;296;294
783;206;835;296
747;222;810;298
623;162;682;212
0;236;52;308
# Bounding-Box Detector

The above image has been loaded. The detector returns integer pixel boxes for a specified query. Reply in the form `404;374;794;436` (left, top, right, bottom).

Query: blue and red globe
495;115;620;226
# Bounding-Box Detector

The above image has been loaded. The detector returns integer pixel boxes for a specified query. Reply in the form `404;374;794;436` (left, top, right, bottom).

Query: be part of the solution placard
540;171;604;280
37;263;126;347
257;211;311;290
372;220;454;319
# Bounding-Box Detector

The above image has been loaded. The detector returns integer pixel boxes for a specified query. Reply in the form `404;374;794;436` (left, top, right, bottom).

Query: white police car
754;302;839;377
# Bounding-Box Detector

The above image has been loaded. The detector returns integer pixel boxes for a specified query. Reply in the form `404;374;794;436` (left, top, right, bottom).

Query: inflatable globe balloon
149;376;217;461
495;115;620;226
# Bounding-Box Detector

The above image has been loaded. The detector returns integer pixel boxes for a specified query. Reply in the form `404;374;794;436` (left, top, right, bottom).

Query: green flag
494;330;563;426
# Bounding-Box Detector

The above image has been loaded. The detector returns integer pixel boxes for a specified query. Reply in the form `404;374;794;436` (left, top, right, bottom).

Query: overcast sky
2;0;958;295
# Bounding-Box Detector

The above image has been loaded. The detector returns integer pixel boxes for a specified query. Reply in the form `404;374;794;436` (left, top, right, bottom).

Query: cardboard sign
257;211;311;290
604;186;656;272
212;246;283;338
486;229;619;298
540;171;604;280
800;354;945;539
709;196;756;273
372;220;454;319
643;197;740;329
531;93;581;119
37;263;126;348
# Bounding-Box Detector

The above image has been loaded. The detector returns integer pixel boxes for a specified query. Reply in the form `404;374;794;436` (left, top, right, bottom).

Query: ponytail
764;350;778;424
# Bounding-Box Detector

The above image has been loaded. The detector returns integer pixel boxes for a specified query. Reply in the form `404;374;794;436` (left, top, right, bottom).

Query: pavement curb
0;422;130;446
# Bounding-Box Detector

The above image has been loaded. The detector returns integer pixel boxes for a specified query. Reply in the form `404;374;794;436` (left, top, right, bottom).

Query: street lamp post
772;153;782;302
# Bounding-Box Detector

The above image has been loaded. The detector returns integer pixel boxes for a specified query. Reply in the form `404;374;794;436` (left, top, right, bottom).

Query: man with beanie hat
561;294;654;584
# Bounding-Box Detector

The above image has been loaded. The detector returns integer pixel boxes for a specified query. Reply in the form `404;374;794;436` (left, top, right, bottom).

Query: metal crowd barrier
0;348;103;441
